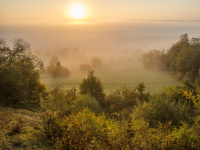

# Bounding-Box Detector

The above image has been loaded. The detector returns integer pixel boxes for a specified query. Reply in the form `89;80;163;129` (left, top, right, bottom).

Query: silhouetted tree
47;56;70;78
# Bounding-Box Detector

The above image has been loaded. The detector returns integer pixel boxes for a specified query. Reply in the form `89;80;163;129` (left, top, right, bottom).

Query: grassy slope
0;106;44;149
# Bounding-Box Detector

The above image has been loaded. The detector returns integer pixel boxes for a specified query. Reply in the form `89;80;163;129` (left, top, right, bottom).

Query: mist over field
1;21;200;73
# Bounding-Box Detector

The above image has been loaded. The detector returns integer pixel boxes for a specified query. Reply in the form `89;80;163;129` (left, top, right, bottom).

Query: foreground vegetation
1;36;200;149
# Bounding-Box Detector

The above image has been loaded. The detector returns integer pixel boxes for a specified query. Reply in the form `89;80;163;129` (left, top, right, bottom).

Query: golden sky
1;0;200;25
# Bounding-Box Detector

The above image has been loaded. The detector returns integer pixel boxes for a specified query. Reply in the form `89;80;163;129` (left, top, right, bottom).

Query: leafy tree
79;70;105;106
0;38;46;107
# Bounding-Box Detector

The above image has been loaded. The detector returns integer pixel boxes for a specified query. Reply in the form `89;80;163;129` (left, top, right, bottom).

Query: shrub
41;111;64;146
168;123;200;149
133;95;192;127
73;94;102;114
105;84;149;118
41;87;77;116
105;86;137;113
161;85;186;103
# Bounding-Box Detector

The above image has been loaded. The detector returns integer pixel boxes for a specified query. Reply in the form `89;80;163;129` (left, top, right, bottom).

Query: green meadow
41;67;181;94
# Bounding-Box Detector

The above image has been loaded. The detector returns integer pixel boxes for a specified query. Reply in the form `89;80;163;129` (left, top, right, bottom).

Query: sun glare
69;3;87;20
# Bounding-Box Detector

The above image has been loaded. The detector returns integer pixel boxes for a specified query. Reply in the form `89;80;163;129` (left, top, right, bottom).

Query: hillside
0;106;44;149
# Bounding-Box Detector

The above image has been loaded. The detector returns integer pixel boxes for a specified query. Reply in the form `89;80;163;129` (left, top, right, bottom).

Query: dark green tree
79;70;104;106
0;38;46;107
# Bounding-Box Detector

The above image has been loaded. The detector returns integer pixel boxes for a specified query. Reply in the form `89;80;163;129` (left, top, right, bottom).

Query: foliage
42;111;64;146
41;86;102;115
184;90;200;110
42;108;200;149
80;70;105;106
161;85;186;103
0;38;46;107
105;86;137;115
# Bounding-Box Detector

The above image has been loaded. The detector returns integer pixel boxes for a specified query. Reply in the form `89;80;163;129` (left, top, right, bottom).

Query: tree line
142;34;200;85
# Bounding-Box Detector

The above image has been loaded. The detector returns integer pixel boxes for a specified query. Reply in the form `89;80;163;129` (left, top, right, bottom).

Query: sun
69;3;87;20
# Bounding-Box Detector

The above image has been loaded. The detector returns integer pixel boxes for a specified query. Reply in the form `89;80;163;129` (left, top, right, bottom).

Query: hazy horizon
1;20;200;72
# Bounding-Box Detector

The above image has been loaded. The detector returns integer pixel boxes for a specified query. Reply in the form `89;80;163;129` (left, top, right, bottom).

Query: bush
105;84;149;118
74;94;102;114
41;111;64;146
105;86;137;113
41;87;77;116
133;95;192;127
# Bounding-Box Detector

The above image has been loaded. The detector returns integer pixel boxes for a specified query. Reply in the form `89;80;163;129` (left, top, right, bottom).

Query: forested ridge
1;35;200;149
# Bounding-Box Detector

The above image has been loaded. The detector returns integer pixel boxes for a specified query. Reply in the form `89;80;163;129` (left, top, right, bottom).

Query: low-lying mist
1;20;200;75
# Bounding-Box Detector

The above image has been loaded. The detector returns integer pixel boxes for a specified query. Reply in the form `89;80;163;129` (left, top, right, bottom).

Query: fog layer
1;21;200;73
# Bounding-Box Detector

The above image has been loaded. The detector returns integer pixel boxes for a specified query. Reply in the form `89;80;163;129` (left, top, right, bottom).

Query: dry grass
0;106;45;149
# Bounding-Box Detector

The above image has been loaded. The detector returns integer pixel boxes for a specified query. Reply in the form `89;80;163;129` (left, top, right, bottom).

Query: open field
41;67;181;94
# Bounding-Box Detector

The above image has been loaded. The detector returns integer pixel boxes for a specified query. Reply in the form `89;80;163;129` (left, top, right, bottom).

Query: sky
1;0;200;25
